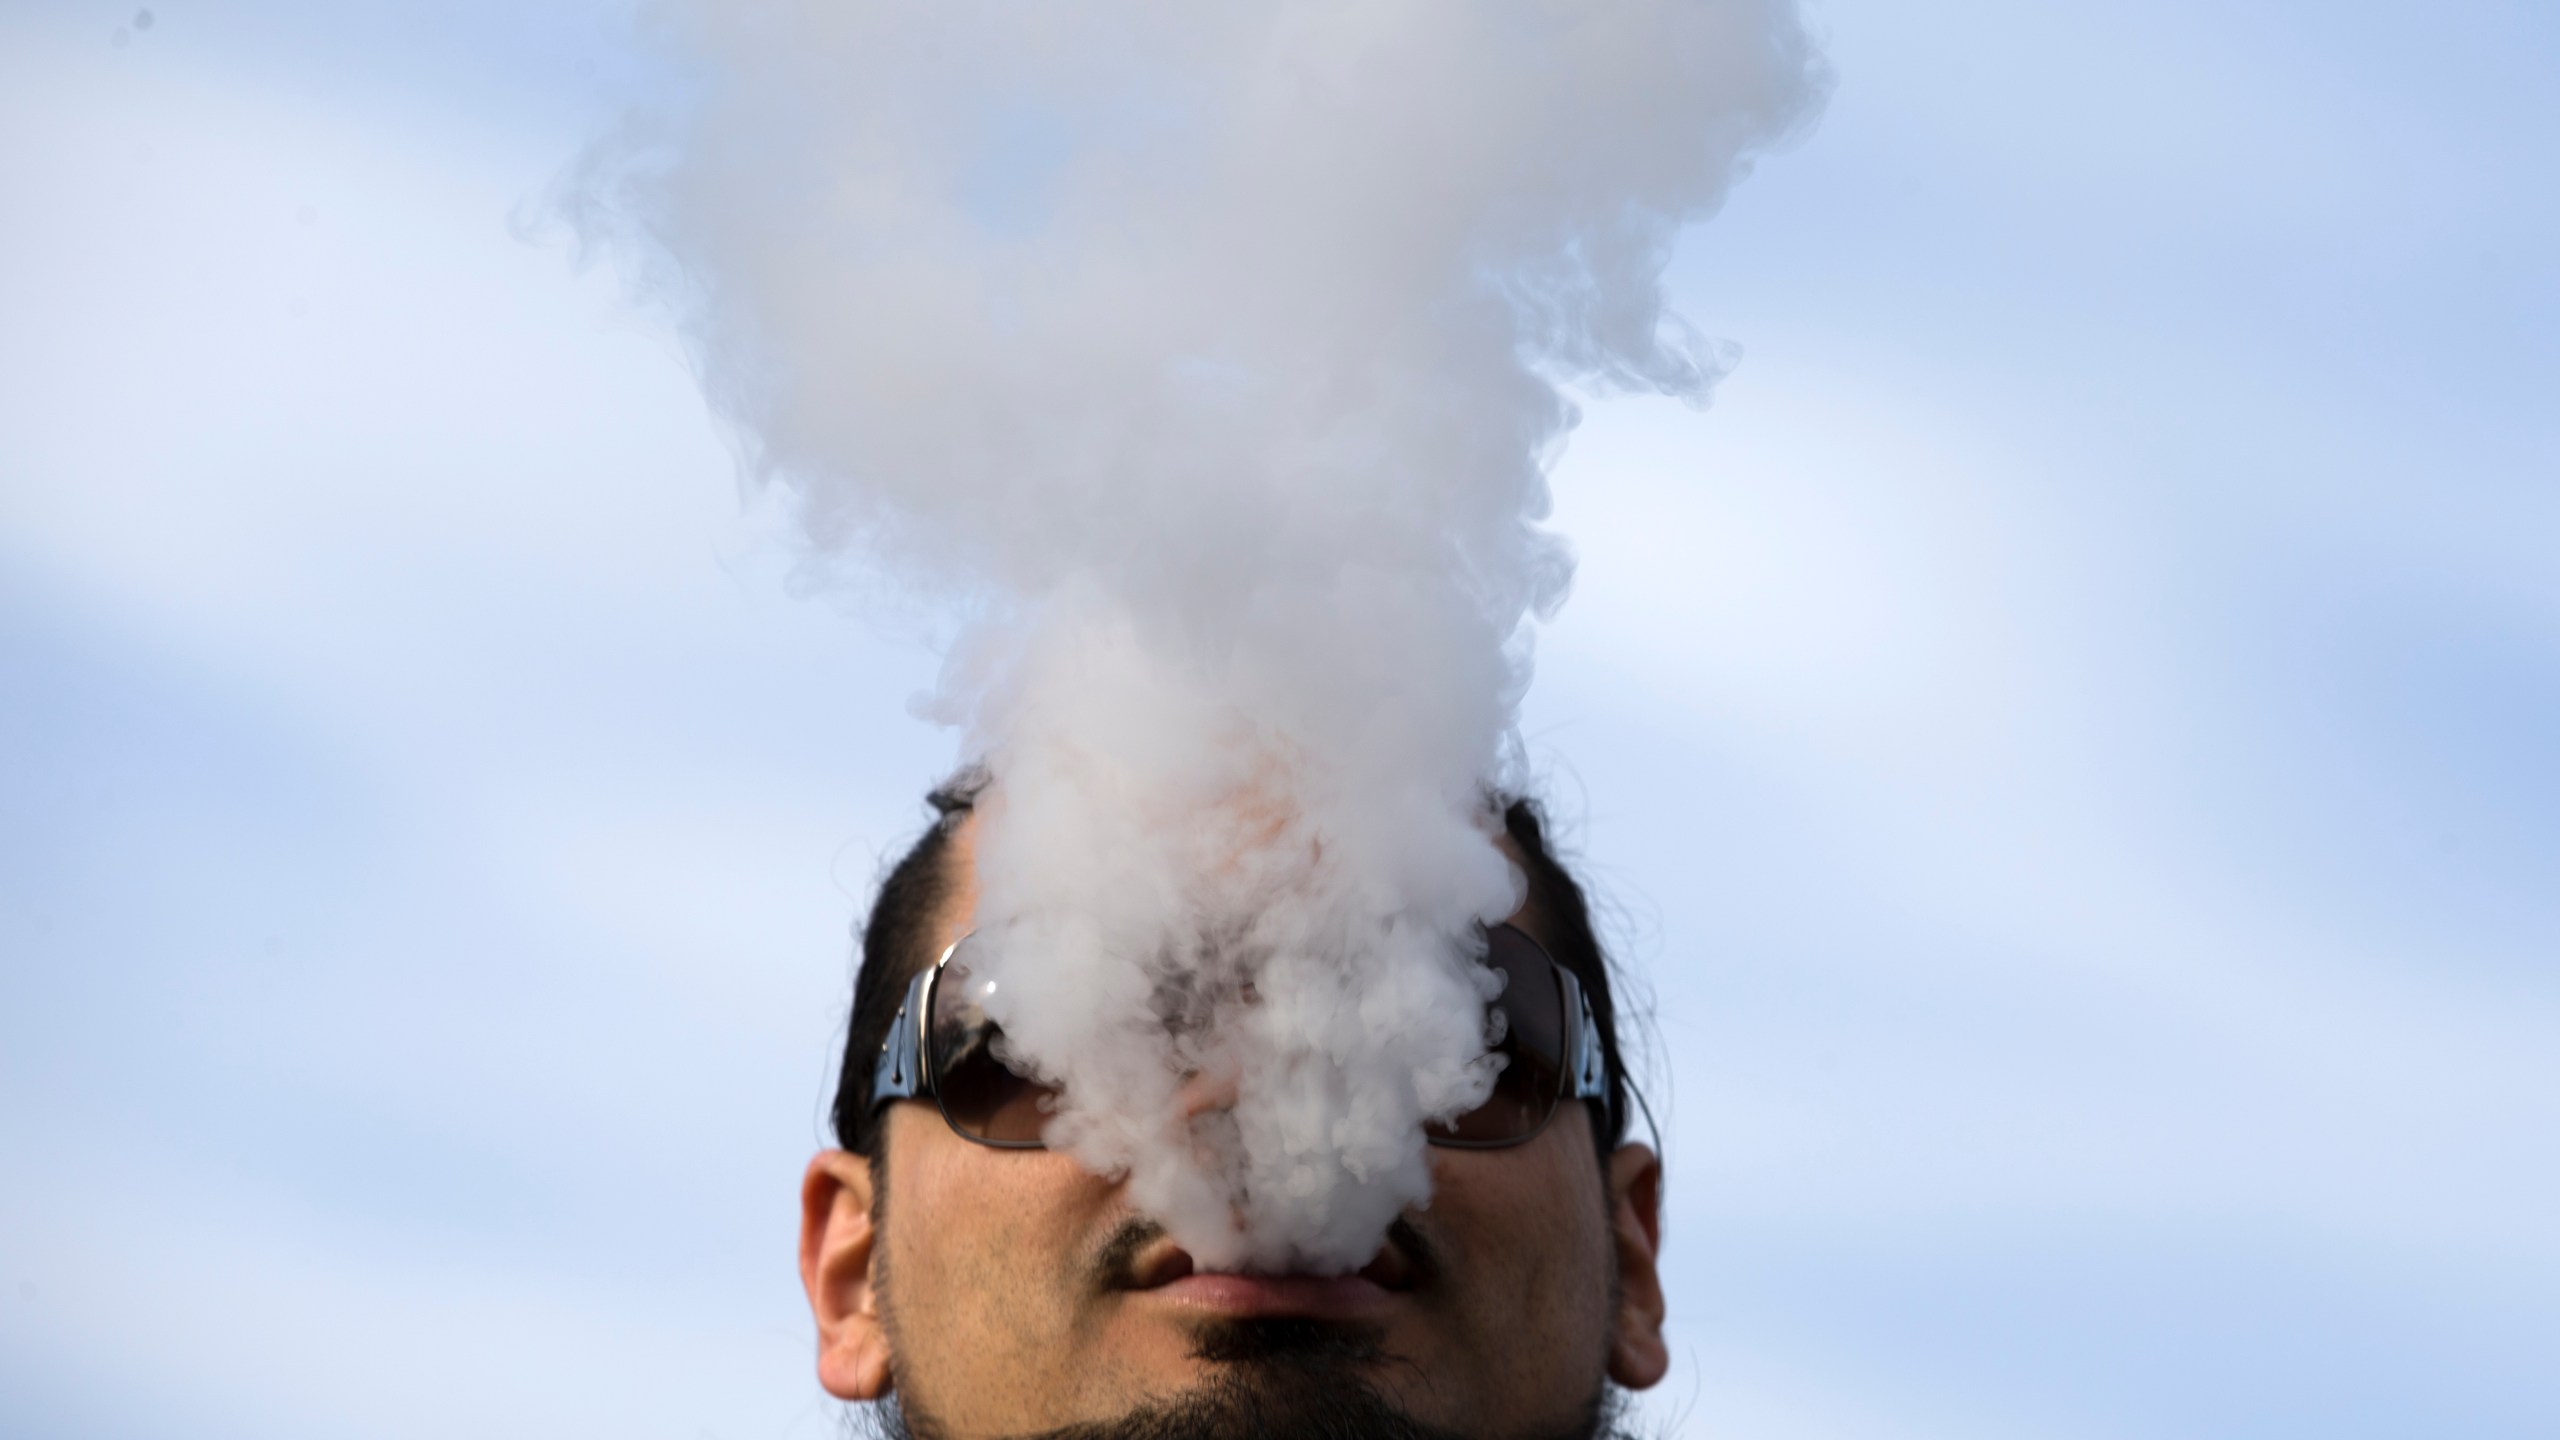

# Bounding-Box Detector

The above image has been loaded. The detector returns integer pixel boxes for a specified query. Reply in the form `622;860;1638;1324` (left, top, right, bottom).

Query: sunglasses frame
868;923;1609;1151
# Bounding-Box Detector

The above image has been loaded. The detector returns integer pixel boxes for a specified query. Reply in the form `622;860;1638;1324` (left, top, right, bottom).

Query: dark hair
829;767;988;1157
828;776;1635;1159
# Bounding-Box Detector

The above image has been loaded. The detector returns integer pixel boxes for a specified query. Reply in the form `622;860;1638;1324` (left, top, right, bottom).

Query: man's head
800;776;1668;1440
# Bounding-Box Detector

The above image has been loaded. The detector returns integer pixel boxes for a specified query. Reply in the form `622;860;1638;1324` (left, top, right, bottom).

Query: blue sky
3;2;2554;1437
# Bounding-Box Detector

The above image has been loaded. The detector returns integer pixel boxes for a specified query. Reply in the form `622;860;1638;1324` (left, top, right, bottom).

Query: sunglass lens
927;953;1057;1145
1426;926;1567;1145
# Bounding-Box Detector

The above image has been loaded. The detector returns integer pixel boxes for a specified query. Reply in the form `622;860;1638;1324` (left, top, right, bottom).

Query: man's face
801;818;1668;1440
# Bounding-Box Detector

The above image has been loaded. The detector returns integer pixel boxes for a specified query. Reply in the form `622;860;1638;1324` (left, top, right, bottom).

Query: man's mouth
1118;1225;1426;1321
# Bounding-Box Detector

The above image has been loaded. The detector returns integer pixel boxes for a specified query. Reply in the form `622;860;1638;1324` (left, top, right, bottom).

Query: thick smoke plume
571;1;1823;1271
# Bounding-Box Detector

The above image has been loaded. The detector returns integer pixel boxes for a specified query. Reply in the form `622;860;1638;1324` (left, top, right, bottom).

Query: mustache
1093;1212;1445;1290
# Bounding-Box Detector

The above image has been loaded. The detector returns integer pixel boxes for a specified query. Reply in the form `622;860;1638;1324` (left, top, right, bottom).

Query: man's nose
1176;1063;1240;1123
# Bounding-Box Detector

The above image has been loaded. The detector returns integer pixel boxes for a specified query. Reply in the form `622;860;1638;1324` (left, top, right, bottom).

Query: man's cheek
897;1155;1088;1356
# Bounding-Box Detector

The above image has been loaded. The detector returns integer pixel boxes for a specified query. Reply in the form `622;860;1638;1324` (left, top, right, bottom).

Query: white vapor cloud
563;0;1825;1269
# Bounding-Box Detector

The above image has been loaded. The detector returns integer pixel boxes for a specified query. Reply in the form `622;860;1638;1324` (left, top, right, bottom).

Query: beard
859;1316;1626;1440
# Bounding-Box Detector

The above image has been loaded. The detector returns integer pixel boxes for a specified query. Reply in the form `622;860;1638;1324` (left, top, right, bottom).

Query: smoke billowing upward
569;2;1824;1271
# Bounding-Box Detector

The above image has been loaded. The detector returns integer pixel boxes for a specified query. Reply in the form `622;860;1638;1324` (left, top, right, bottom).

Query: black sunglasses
868;923;1608;1150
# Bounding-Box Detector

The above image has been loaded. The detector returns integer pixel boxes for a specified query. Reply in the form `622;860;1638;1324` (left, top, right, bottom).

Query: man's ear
801;1149;893;1401
1603;1142;1669;1390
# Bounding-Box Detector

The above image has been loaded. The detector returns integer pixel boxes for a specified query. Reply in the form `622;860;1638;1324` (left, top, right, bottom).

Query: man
799;776;1668;1439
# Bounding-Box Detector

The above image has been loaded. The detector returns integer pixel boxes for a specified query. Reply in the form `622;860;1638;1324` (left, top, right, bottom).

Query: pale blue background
3;2;2554;1436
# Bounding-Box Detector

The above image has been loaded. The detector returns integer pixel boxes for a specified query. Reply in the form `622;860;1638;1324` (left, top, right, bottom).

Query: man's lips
1120;1235;1422;1321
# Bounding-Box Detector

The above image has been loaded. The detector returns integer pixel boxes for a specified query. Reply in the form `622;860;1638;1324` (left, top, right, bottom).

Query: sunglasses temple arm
869;966;934;1111
1564;971;1608;1101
